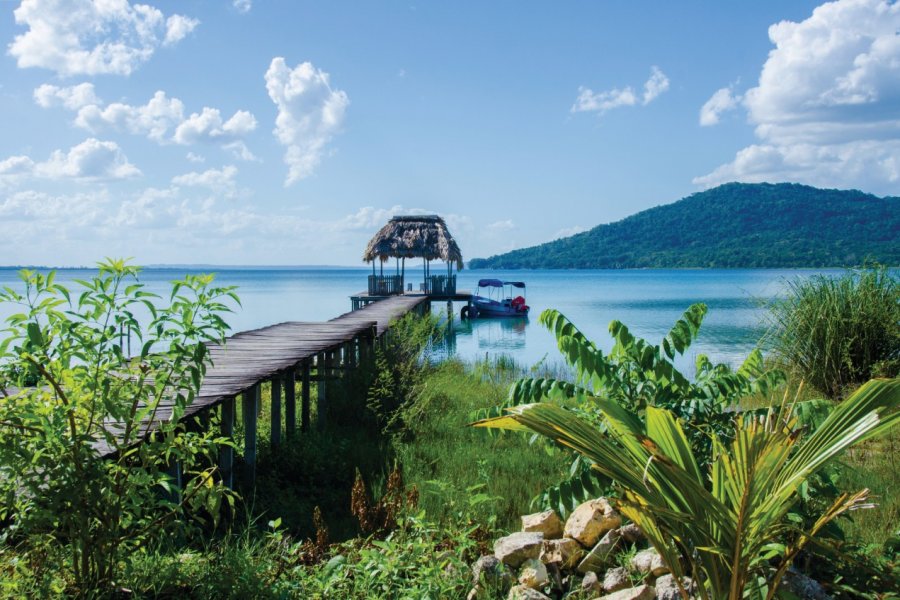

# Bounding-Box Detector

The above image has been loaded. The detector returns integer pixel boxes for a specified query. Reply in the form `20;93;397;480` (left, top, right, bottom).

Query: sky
0;0;897;267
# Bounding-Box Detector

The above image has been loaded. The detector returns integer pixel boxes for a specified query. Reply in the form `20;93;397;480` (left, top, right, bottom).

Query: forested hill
469;183;900;269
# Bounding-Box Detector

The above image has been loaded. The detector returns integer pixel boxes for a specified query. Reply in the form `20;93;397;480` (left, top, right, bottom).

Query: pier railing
425;274;456;295
368;274;403;296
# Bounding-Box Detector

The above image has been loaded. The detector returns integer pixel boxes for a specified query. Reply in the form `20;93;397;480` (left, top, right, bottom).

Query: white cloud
74;91;185;142
699;86;741;126
0;138;140;181
233;0;252;14
33;83;101;110
696;0;900;194
572;66;669;115
265;57;350;185
45;90;258;153
173;108;257;145
172;165;238;195
163;14;199;46
486;219;515;232
8;0;199;77
186;152;205;163
642;66;670;105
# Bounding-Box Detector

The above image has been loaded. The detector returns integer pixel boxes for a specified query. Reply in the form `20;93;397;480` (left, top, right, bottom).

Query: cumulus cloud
41;89;258;154
695;0;900;193
486;219;515;232
34;83;101;110
172;165;238;195
8;0;199;77
265;57;350;185
173;108;257;145
0;138;140;181
699;86;741;126
572;66;669;115
553;225;587;240
233;0;252;14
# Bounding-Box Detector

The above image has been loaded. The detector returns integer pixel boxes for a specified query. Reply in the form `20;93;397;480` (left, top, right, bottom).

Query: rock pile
468;498;695;600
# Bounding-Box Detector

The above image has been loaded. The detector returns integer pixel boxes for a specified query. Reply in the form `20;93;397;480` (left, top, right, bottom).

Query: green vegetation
768;266;900;399
0;260;237;594
469;183;900;269
1;262;898;598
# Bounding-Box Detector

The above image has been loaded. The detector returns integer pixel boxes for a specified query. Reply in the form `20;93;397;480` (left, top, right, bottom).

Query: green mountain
469;183;900;269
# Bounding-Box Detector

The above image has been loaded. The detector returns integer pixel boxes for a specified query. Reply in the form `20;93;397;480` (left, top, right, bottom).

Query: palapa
363;215;463;269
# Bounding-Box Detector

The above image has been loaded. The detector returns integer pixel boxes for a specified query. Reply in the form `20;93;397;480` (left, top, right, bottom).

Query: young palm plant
474;377;900;599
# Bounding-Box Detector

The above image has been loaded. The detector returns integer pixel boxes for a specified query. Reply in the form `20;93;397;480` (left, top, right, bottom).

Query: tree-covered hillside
469;183;899;269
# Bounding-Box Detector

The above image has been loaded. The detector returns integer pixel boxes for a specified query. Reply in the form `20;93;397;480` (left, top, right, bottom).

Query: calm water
0;266;841;374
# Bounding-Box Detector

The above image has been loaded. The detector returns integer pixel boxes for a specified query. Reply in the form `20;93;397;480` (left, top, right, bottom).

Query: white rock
540;537;584;569
618;523;644;544
494;532;544;568
600;584;657;600
577;528;621;573
521;509;564;538
603;566;631;593
518;558;549;590
508;584;552;600
654;574;694;600
564;498;622;547
581;571;602;594
630;548;669;577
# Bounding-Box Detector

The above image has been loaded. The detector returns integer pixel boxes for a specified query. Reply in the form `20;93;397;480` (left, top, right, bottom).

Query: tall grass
768;266;899;399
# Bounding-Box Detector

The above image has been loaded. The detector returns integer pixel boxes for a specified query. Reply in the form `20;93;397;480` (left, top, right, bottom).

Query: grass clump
768;266;899;399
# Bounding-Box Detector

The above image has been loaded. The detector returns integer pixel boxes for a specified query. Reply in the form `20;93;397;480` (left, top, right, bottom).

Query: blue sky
0;0;897;266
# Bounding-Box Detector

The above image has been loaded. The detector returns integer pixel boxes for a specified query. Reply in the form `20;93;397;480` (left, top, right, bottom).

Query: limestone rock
507;584;551;600
472;554;511;588
540;537;584;569
603;566;631;593
600;584;657;600
654;574;694;600
518;558;549;590
581;571;602;595
630;549;669;577
577;528;621;573
521;510;563;538
564;498;622;547
618;523;645;544
494;532;544;568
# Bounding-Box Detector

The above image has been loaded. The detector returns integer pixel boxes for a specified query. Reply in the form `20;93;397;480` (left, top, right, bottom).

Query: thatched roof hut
363;215;464;270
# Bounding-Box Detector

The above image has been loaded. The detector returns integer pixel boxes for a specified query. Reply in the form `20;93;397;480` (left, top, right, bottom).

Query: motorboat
461;279;530;318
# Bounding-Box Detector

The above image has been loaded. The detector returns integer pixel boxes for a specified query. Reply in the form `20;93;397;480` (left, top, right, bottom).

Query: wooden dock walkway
90;294;431;486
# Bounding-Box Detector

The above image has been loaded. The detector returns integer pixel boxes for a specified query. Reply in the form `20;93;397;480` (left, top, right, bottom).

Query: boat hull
471;296;529;317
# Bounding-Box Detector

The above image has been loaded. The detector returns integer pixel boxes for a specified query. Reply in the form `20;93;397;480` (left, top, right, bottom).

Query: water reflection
438;313;529;360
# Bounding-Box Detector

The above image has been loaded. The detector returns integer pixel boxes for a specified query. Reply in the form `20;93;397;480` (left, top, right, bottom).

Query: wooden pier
94;294;431;488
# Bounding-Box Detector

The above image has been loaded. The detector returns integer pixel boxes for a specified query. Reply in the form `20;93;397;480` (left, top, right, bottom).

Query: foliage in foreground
477;374;900;599
768;266;899;399
478;304;784;514
0;261;237;593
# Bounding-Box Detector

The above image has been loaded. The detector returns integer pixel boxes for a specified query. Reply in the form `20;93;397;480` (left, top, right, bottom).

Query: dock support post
271;376;282;447
242;386;258;487
285;370;296;438
316;352;327;430
219;398;235;489
301;361;311;432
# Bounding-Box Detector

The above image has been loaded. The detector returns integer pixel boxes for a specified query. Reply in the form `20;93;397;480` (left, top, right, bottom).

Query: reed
767;266;899;399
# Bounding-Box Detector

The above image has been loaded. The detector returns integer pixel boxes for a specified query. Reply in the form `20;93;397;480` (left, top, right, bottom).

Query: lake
0;266;840;374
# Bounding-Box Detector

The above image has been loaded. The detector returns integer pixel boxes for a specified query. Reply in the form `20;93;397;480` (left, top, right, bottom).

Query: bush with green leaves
0;260;238;593
768;266;899;399
477;305;784;514
477;378;900;599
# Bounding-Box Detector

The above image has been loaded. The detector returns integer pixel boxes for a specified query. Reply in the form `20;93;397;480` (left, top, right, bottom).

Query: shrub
768;266;899;399
0;260;238;593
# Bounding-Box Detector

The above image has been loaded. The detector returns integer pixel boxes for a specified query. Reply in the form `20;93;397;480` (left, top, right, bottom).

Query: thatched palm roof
363;215;463;269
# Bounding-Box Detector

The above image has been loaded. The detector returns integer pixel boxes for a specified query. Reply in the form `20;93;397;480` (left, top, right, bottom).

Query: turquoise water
0;266;841;373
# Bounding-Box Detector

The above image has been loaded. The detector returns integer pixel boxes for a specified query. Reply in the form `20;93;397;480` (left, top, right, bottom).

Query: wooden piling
242;386;258;486
301;360;311;432
219;398;235;488
271;376;282;447
285;369;296;438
